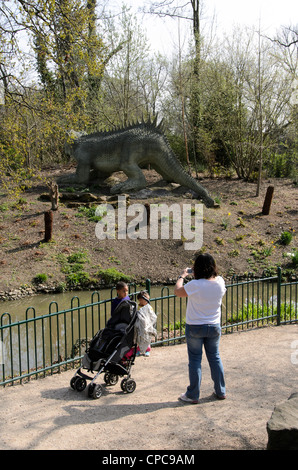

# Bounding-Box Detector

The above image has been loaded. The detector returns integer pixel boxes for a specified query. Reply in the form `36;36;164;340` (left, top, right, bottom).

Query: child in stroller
70;294;138;399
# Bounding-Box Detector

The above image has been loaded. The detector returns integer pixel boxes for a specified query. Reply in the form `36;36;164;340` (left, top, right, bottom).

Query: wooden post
48;181;59;211
262;186;274;215
144;203;150;225
44;210;53;242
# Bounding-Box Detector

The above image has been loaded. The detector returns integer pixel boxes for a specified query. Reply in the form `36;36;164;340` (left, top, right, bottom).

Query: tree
19;0;105;125
144;1;205;165
205;26;296;182
100;6;152;127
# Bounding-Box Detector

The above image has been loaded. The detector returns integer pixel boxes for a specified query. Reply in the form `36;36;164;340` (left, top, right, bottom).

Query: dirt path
0;324;297;451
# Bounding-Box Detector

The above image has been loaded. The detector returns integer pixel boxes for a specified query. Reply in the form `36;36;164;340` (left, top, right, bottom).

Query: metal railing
1;268;297;386
221;268;297;331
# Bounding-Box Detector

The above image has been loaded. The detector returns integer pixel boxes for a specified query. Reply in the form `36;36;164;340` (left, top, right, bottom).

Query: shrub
33;273;48;284
67;250;89;264
76;206;102;222
97;268;132;285
66;271;90;287
290;249;298;268
58;250;91;287
280;231;293;245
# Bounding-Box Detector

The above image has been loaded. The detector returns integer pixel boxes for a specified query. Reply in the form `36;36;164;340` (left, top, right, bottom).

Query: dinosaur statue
61;118;214;208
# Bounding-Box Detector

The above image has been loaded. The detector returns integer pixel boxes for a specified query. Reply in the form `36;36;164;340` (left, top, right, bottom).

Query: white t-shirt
184;276;226;325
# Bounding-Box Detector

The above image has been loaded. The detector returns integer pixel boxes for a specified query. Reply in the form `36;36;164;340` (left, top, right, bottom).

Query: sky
106;0;298;55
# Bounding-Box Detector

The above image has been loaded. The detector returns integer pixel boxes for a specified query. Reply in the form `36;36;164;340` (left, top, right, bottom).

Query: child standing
123;290;157;359
135;291;157;357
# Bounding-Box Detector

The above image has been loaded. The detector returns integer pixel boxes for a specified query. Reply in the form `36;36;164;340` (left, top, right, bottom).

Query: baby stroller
70;299;138;399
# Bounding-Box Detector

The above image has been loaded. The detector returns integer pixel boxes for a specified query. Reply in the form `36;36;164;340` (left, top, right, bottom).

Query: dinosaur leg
58;162;91;184
90;169;111;182
74;162;91;184
151;164;172;182
110;164;147;194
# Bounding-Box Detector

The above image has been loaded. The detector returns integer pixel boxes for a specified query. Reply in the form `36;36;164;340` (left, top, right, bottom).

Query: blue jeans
185;323;225;400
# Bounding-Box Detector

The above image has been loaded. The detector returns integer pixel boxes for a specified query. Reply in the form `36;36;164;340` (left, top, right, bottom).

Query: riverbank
0;324;297;450
0;168;297;301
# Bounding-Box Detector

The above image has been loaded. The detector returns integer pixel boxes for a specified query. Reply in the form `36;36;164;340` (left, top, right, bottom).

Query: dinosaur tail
156;149;215;208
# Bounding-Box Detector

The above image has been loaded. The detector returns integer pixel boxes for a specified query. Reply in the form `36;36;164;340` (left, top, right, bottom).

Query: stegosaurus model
62;118;214;208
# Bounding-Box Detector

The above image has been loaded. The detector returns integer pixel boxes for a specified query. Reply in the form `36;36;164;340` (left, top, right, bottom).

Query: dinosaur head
64;130;86;159
203;195;215;208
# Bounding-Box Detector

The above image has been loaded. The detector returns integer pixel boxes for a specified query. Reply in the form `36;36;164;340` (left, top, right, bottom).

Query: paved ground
0;324;297;451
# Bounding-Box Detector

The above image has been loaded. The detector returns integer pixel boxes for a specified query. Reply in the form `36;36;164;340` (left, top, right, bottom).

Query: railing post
277;267;282;326
146;278;151;296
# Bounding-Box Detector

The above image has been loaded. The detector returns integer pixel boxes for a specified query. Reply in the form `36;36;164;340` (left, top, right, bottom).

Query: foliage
66;250;90;264
280;231;293;245
76;206;102;222
292;250;298;268
225;301;297;325
58;250;90;287
287;249;298;268
32;273;48;284
96;267;132;285
0;2;296;195
0;97;36;197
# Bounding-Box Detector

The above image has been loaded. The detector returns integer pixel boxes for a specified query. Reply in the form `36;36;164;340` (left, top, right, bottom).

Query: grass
96;267;132;285
161;298;298;337
75;206;102;222
58;250;91;287
223;301;297;326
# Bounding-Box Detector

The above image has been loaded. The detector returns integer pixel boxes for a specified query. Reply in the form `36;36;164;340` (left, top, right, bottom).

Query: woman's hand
180;268;188;279
174;268;190;298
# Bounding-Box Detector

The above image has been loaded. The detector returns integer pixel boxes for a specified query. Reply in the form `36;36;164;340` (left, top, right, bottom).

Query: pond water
0;285;180;380
0;285;175;323
0;280;296;382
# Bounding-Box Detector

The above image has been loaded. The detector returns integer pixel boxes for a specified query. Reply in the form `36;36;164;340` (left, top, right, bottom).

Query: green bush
76;206;102;222
280;231;293;245
66;271;90;287
58;250;91;287
290;249;298;268
97;268;132;285
67;250;89;264
33;273;48;284
225;301;297;325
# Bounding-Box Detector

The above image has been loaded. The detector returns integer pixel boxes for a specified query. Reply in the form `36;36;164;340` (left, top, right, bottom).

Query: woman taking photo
174;253;226;404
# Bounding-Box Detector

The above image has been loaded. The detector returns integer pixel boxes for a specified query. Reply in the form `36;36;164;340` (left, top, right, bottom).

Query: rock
130;189;153;199
77;193;98;203
106;194;130;206
267;392;298;450
60;192;99;202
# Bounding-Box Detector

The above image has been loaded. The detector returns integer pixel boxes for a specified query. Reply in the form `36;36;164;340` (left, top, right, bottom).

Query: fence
1;268;297;386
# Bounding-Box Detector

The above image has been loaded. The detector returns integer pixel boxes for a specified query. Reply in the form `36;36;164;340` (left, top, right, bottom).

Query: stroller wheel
92;384;103;399
87;383;95;398
74;377;87;392
70;376;77;389
104;373;119;386
120;378;127;391
122;378;136;393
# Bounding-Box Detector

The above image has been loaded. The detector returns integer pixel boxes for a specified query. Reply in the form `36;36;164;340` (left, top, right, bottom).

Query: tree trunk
190;1;202;165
